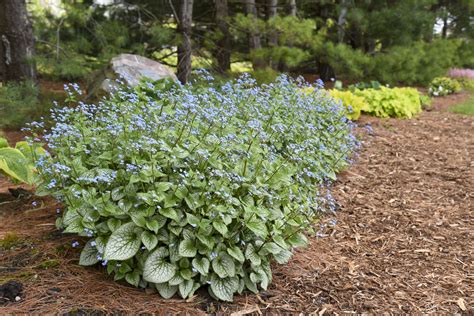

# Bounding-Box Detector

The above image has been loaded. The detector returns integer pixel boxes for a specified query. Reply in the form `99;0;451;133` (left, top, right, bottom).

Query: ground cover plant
428;77;461;97
449;96;474;116
447;68;474;91
30;75;358;301
354;87;422;119
328;90;367;120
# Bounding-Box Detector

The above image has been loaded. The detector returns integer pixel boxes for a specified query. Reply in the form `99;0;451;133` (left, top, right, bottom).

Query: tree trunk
441;11;448;38
0;0;36;83
246;0;265;69
288;0;296;16
214;0;230;74
177;0;193;84
266;0;278;47
337;0;348;43
266;0;278;69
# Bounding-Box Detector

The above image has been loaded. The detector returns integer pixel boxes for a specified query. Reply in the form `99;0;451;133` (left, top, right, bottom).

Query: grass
449;96;474;116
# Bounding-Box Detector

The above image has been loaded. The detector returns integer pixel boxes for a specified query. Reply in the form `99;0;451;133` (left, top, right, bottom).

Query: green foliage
0;138;45;184
449;97;474;116
457;78;474;91
36;75;357;301
328;90;368;120
419;94;433;110
348;81;382;91
249;67;279;85
317;43;371;81
428;77;461;97
354;87;422;118
372;40;462;85
0;81;40;129
232;14;322;70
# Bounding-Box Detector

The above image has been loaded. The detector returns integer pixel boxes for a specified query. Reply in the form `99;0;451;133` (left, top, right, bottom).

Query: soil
0;93;473;314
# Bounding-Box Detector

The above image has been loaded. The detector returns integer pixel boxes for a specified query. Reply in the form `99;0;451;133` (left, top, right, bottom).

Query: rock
88;54;177;97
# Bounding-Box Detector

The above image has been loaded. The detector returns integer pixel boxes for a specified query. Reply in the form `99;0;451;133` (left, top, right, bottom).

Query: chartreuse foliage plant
354;87;422;119
0;137;46;184
34;75;358;301
328;90;368;121
428;77;461;97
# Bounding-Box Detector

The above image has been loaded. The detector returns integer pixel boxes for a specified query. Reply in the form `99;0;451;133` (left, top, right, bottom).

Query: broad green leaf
118;262;132;274
243;275;258;293
186;213;200;226
209;275;239;302
95;236;107;254
191;255;209;275
79;240;99;266
179;279;194;298
15;141;47;163
196;233;214;249
107;218;122;232
212;221;228;236
104;222;141;261
261;242;282;255
245;243;261;265
111;187;125;201
178;239;197;257
155;282;178;299
146;217;166;233
143;247;176;283
246;219;267;238
131;213;147;227
125;270;140;287
159;208;179;221
180;268;192;280
273;235;288;249
287;232;308;247
273;248;293;264
212;253;235;278
63;218;83;233
141;231;158;251
155;182;172;192
168;274;184;286
0;147;32;183
227;246;245;263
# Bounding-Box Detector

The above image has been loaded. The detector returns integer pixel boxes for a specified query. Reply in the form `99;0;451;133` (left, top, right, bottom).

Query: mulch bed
1;93;473;314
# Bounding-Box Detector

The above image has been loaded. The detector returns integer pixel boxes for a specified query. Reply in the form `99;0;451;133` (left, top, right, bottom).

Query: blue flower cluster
33;73;358;300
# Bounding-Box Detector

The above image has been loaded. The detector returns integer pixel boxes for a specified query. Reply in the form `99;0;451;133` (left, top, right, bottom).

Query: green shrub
34;75;358;301
372;39;462;85
428;77;461;97
457;78;474;91
0;81;39;129
354;87;422;118
348;81;382;92
249;67;279;85
328;90;368;120
419;94;433;110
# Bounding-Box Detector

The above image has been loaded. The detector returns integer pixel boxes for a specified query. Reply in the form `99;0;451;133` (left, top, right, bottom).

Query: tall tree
288;0;297;16
337;0;348;43
0;0;36;83
214;0;230;74
246;0;265;69
177;0;194;84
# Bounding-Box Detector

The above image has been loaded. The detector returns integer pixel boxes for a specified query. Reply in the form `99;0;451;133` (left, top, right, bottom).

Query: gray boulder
88;53;178;97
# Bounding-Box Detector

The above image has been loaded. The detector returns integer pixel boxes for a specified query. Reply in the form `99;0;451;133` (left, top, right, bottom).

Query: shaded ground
1;93;473;314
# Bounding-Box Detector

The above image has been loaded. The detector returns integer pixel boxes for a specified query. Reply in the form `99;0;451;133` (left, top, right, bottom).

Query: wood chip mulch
1;94;473;314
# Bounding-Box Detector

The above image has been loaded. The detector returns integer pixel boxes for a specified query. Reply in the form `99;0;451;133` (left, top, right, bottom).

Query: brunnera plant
33;75;358;301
